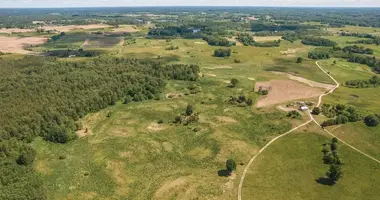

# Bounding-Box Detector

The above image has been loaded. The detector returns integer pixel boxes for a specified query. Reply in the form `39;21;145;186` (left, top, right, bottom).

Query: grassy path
238;61;380;200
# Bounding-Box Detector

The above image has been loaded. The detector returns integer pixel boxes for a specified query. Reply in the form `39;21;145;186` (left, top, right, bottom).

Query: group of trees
0;56;200;199
47;49;99;58
148;26;202;39
251;23;316;32
308;50;330;59
227;95;253;107
214;48;231;57
347;54;380;74
202;35;235;47
174;105;200;125
321;138;343;185
321;104;361;127
287;110;301;119
345;76;380;88
236;33;280;47
302;37;337;47
342;45;373;55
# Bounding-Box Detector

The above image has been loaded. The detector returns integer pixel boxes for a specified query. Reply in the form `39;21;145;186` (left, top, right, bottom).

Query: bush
230;78;239;87
364;115;379;127
312;107;321;115
296;57;303;63
226;159;237;173
287;110;301;119
214;48;231;57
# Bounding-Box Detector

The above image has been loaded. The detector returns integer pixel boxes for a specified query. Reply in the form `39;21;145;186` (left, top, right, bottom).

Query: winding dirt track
238;61;380;200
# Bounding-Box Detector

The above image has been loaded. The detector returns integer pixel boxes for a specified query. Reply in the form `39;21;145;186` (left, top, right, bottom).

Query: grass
28;29;380;199
32;77;297;200
242;128;380;200
328;25;380;34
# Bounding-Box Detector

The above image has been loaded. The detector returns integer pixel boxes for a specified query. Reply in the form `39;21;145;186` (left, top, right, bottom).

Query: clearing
255;79;327;107
0;36;47;54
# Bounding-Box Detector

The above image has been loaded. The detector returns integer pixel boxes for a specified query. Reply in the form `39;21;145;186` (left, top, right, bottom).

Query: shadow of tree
315;177;335;186
217;169;231;177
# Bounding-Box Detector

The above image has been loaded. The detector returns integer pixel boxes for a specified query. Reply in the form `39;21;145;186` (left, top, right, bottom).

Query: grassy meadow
25;24;380;200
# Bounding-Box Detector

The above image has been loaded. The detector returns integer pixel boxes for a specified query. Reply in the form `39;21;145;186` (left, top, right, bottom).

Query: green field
2;16;379;200
242;128;380;200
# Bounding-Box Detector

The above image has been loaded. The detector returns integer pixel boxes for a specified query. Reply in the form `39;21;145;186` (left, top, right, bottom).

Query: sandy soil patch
255;80;326;107
166;92;184;99
205;73;217;77
0;28;36;34
108;126;133;137
0;36;47;54
147;122;166;132
272;71;335;90
280;48;303;57
154;177;189;199
254;36;282;42
204;65;232;69
216;116;238;124
118;38;125;46
119;151;134;159
248;77;256;81
194;41;205;44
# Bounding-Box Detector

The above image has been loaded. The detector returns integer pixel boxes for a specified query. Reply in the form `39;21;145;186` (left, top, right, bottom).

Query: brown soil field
0;28;36;34
255;80;326;107
0;36;48;54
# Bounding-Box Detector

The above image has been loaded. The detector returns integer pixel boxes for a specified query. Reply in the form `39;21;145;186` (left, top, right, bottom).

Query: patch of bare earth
0;36;47;54
147;122;166;132
253;36;282;42
205;73;217;77
204;65;232;69
272;71;335;90
165;92;184;99
255;80;326;108
80;38;89;48
280;48;302;57
0;28;35;33
216;116;238;124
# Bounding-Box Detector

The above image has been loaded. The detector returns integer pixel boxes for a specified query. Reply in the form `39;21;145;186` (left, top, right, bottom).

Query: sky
1;0;380;8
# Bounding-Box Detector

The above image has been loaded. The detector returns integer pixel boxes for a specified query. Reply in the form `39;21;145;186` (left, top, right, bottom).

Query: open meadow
1;7;380;200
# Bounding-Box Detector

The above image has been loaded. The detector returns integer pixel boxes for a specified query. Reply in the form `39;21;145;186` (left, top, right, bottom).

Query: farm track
238;61;380;200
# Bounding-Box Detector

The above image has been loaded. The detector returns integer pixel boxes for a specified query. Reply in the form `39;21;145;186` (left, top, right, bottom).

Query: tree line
0;56;200;200
236;33;281;47
345;76;380;88
342;45;373;55
301;37;337;47
202;35;235;47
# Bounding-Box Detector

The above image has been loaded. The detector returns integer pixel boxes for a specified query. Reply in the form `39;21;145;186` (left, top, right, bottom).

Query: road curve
238;61;379;200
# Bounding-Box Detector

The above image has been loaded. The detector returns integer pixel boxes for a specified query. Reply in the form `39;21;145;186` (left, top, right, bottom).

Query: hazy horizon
2;0;380;8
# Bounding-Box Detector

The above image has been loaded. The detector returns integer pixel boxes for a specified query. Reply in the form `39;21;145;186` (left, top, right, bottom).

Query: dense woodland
342;45;373;55
301;37;337;47
0;56;199;200
202;35;235;47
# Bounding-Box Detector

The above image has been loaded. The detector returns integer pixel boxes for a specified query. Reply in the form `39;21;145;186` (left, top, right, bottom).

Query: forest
301;37;337;47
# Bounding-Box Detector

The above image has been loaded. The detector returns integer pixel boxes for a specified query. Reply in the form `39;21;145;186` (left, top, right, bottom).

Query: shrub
312;107;321;115
226;159;237;173
296;57;303;63
364;115;379;127
214;48;231;57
